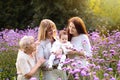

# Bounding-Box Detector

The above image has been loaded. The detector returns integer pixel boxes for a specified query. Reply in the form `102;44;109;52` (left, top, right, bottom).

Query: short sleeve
36;44;44;60
18;57;30;75
36;43;49;67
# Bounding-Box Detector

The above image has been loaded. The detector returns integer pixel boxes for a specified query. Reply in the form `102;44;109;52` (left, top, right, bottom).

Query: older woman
36;19;67;80
16;36;45;80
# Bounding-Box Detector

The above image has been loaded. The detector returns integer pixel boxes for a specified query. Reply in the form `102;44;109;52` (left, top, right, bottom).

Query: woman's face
27;39;36;53
31;39;36;51
46;27;55;38
68;22;78;36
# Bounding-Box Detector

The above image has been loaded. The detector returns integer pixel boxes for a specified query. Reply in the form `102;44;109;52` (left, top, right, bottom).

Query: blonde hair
38;19;57;41
19;36;34;51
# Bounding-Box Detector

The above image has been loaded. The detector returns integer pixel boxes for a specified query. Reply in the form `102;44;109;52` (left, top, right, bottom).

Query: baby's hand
57;55;62;59
66;46;74;50
55;49;62;56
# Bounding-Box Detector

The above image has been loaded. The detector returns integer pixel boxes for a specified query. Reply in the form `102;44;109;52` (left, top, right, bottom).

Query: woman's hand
25;57;45;79
66;50;76;59
55;49;62;56
77;51;85;57
67;50;85;57
35;40;40;46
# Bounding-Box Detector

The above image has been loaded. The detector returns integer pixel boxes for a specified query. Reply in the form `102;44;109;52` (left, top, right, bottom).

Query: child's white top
50;40;73;54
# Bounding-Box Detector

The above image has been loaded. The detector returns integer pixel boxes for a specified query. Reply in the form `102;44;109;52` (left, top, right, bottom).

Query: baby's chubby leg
57;54;66;70
48;53;56;69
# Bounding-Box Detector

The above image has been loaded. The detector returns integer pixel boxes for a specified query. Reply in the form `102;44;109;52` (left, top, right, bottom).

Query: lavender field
0;27;120;80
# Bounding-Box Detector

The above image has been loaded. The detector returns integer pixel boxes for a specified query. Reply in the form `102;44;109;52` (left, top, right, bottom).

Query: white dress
16;50;40;80
70;34;92;67
48;40;73;70
50;40;73;54
36;39;67;80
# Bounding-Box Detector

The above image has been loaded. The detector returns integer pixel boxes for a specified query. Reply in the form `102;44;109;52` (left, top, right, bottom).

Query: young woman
66;16;92;67
36;19;67;80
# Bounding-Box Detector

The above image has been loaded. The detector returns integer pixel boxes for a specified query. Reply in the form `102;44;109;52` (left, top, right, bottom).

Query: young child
48;30;73;70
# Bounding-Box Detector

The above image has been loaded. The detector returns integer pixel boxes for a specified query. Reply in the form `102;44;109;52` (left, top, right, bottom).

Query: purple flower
80;70;87;76
92;72;96;75
117;60;120;73
74;69;80;73
117;44;120;48
93;76;99;80
30;77;37;80
110;49;116;55
71;62;77;67
104;73;109;77
117;60;120;67
107;68;113;71
95;65;101;70
57;77;62;80
74;76;79;80
110;77;116;80
108;41;114;45
74;73;79;77
86;72;91;76
89;64;95;68
103;54;108;57
102;50;108;54
69;70;74;74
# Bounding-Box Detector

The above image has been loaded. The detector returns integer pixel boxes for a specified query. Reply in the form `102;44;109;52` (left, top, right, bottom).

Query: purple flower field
0;27;120;80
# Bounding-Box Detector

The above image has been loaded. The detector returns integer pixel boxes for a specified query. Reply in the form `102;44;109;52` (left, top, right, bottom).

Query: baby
48;30;73;70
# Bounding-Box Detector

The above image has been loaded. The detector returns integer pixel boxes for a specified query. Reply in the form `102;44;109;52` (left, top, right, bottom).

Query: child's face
60;35;68;43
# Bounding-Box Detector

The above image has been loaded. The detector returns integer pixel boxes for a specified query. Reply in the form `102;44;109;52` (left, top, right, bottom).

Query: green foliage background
0;0;120;31
0;0;34;30
0;50;17;79
0;0;97;30
89;0;120;32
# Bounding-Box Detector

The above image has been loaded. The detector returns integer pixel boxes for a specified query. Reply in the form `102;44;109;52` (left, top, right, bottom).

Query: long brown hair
59;30;68;38
67;17;88;41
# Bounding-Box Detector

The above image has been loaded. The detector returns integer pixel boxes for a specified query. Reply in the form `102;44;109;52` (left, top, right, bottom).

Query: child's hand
55;49;62;56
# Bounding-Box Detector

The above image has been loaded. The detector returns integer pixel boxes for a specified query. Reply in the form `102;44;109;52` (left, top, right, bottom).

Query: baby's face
60;35;68;43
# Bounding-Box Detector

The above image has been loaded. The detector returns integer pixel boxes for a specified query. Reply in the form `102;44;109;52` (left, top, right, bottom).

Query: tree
89;0;120;31
0;0;34;30
32;0;90;30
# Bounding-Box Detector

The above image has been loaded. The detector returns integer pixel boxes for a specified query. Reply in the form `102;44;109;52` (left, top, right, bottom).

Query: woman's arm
67;50;85;57
25;58;45;79
36;43;49;66
81;35;92;57
18;57;45;79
